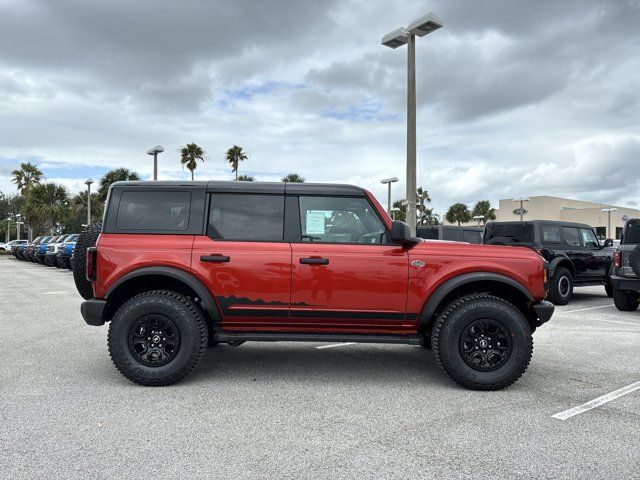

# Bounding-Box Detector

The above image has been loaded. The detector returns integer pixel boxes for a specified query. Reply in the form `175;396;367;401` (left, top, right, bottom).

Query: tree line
1;145;306;241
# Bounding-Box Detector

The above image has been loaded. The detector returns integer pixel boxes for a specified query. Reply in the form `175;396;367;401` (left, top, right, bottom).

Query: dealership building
494;196;640;239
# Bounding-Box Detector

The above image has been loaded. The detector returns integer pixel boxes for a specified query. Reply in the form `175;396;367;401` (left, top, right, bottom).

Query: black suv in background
483;221;615;305
416;225;482;244
610;218;640;311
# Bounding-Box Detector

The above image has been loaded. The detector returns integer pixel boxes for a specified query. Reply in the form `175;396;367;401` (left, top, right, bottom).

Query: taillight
613;250;621;268
86;247;97;282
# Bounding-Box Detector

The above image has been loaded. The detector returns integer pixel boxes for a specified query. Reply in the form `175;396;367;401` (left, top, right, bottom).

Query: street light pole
5;218;10;243
406;32;417;235
382;13;442;236
85;179;94;226
380;177;399;216
147;145;165;181
601;207;618;239
16;214;22;241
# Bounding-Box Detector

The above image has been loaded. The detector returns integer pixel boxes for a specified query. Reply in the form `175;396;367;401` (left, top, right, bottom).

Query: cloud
0;0;639;215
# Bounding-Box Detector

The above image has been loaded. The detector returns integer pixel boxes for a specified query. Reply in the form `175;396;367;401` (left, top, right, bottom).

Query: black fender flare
105;266;221;322
418;272;535;326
548;255;574;276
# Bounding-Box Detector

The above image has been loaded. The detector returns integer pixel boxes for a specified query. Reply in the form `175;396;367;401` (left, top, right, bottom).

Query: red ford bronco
75;181;553;390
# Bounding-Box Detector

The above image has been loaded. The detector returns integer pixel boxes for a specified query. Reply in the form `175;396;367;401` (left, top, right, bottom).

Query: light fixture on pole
513;197;530;221
381;13;443;236
601;207;618;239
473;215;485;227
391;207;401;220
147;145;164;181
380;177;399;215
85;179;94;226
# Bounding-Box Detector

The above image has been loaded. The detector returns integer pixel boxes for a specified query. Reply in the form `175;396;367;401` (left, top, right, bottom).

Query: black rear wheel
613;288;639;311
547;267;573;305
108;290;208;386
431;294;533;390
72;223;102;300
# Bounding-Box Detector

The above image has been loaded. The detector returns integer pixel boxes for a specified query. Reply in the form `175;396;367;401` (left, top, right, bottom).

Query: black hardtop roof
486;220;594;229
110;180;366;196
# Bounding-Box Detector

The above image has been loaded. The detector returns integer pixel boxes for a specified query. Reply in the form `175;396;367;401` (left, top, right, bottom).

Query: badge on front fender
411;260;426;268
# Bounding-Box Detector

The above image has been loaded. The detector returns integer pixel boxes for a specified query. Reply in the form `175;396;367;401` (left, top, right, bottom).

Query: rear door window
562;227;581;247
541;224;562;243
208;194;284;242
116;191;191;231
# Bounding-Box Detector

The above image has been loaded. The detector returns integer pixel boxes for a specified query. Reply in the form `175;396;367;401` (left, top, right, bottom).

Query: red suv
76;181;553;390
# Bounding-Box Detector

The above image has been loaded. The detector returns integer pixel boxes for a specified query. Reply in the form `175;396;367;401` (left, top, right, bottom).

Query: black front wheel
108;290;208;386
431;294;533;390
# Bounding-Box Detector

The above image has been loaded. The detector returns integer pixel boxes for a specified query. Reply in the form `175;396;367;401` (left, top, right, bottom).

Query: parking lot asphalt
1;256;639;479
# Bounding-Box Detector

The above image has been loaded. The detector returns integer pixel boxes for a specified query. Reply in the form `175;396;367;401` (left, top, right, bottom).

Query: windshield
485;223;534;243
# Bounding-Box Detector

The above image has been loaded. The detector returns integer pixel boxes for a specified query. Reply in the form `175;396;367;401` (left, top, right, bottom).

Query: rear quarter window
116;191;191;231
624;221;640;244
485;224;534;243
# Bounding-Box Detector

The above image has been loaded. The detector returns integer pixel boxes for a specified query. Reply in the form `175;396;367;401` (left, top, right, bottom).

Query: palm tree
11;162;43;240
445;203;472;226
236;174;254;181
11;162;43;196
180;143;205;180
22;182;69;235
281;173;305;183
70;191;103;226
225;145;248;181
416;187;431;226
98;168;141;202
472;200;497;225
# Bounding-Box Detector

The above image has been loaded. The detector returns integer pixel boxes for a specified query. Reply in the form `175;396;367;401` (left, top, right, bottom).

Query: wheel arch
418;273;537;332
549;256;575;276
103;267;221;330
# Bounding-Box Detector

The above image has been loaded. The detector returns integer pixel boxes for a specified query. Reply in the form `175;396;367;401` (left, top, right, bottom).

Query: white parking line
316;342;356;349
563;305;614;313
552;381;640;420
42;291;66;295
594;319;640;327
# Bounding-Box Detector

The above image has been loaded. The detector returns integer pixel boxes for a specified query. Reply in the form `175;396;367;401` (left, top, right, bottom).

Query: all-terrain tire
547;267;573;305
73;223;101;300
431;294;533;391
604;282;613;298
108;290;208;386
629;245;640;277
613;287;640;311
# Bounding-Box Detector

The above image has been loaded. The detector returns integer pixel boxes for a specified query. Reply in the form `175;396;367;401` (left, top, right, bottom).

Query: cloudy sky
1;0;639;216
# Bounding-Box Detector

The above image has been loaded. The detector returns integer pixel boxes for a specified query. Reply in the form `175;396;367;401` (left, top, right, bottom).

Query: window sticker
306;211;327;234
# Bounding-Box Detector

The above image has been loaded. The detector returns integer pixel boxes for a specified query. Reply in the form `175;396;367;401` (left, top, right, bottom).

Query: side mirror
604;239;613;247
391;220;418;245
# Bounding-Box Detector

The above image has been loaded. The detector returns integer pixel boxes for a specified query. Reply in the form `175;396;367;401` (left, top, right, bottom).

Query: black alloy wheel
458;319;512;371
128;315;181;367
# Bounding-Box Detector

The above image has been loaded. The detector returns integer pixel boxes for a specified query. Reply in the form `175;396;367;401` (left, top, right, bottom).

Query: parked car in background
1;239;28;251
24;237;43;262
45;234;71;267
610;218;640;311
56;234;79;269
34;236;54;264
0;240;28;252
416;225;483;244
14;242;29;260
483;220;615;305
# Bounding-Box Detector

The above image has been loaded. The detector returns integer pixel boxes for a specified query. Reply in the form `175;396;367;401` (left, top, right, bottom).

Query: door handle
201;254;230;263
300;257;329;265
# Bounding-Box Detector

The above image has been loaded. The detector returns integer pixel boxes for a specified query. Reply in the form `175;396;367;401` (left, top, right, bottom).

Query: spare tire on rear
629;245;640;277
73;223;102;300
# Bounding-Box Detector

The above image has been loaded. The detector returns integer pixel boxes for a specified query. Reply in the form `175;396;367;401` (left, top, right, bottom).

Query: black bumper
609;275;640;292
533;300;554;326
81;299;107;326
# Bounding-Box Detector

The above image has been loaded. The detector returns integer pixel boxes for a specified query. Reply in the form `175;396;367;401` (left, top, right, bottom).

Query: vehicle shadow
189;343;452;388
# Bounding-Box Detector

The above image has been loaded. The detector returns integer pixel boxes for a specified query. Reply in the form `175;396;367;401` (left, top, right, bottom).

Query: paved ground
1;255;639;479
